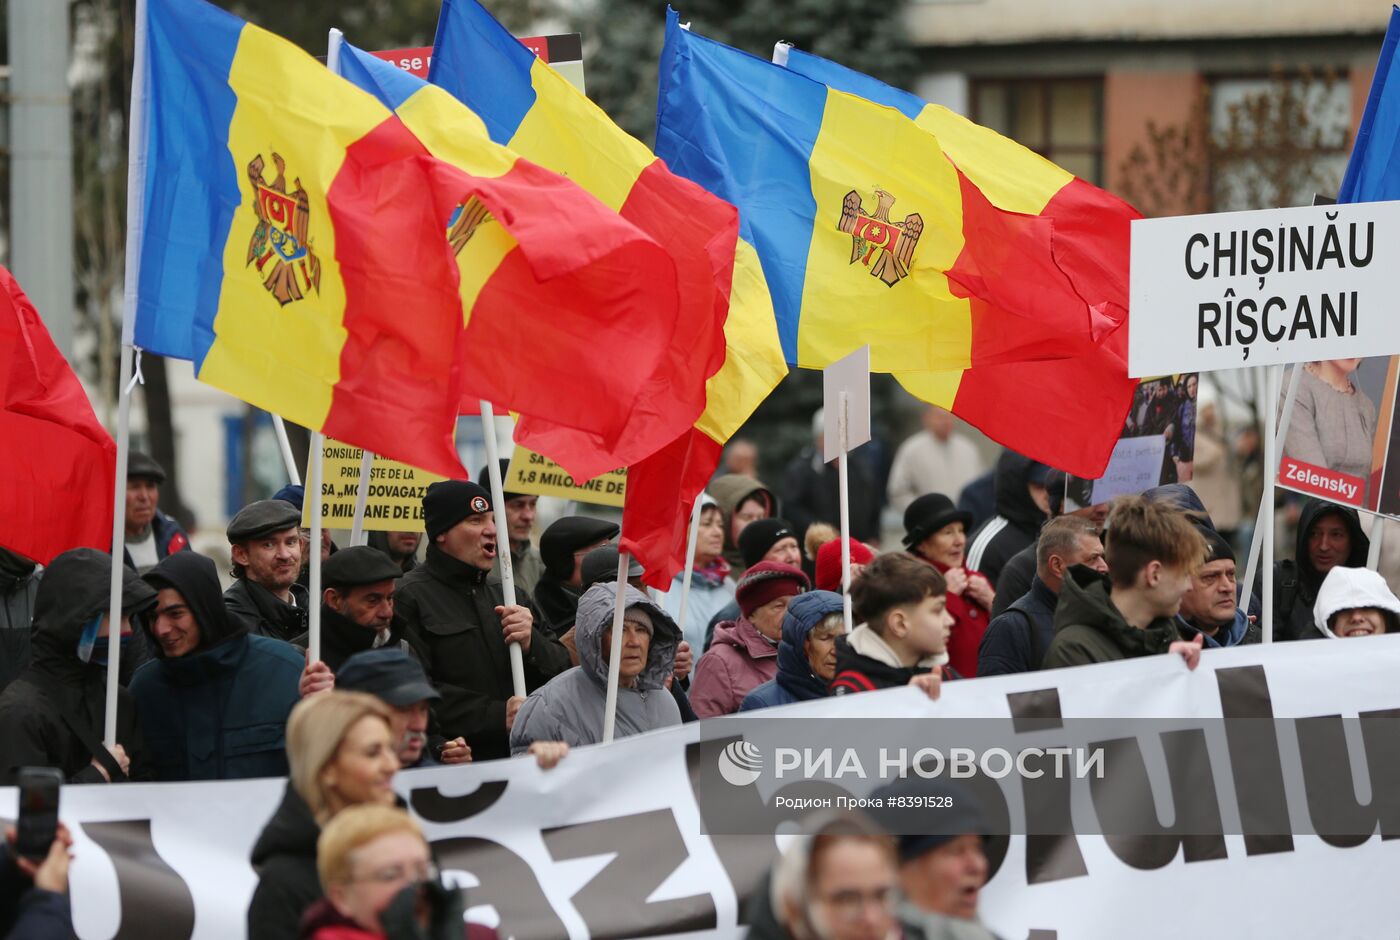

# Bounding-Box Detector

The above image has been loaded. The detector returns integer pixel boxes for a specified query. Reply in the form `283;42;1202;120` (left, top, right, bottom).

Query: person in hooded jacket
1312;566;1400;639
1268;497;1370;641
964;451;1051;588
131;551;304;781
740;591;845;712
510;584;681;753
0;547;41;692
691;563;808;718
708;473;779;571
531;516;619;634
0;548;154;785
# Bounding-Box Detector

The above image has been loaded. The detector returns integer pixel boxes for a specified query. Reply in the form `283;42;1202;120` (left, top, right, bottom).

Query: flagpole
271;415;302;486
1239;363;1300;639
349;448;374;545
674;497;703;648
1368;518;1386;570
602;552;630;743
105;0;150;750
838;392;853;633
480;401;527;698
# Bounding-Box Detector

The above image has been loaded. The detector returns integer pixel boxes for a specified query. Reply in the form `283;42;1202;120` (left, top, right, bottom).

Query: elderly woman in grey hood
510;583;682;754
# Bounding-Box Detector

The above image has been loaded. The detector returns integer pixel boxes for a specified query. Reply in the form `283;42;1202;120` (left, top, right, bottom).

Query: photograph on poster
1277;356;1393;510
1068;373;1198;508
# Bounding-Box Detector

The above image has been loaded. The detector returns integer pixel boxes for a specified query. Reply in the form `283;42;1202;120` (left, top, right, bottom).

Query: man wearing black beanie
395;480;571;761
1175;525;1259;648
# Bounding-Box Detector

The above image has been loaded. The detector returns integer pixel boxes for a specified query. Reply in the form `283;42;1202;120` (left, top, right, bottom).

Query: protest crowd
5;0;1400;938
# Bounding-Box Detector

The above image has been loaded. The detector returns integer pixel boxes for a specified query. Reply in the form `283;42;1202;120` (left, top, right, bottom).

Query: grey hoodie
510;583;681;754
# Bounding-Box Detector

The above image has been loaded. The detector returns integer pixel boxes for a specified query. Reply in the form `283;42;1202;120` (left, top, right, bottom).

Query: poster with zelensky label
1276;357;1398;511
1067;373;1198;509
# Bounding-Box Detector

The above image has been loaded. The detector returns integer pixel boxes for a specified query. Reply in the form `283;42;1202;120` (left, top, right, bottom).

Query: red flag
0;268;115;563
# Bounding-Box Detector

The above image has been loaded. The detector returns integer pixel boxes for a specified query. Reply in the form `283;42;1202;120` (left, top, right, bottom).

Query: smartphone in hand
15;767;62;862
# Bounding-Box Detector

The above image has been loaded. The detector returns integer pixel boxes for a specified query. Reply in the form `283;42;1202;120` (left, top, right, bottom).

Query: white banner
1128;200;1400;376
7;637;1400;939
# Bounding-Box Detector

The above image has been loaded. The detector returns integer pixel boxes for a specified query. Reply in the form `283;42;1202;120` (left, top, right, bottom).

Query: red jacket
689;616;779;717
300;897;498;940
921;557;992;678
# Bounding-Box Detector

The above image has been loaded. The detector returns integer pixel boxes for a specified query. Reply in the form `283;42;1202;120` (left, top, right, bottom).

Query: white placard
1091;434;1168;503
1128;200;1400;377
822;345;871;462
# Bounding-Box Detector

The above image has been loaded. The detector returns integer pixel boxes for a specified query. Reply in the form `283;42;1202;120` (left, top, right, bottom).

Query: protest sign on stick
298;441;444;533
823;346;871;633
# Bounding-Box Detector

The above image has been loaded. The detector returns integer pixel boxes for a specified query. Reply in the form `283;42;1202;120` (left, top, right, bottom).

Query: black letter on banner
1216;665;1294;855
1295;708;1400;846
432;837;569;940
1008;690;1088;885
409;780;508;823
82;819;196;940
542;809;716;938
1087;731;1226;869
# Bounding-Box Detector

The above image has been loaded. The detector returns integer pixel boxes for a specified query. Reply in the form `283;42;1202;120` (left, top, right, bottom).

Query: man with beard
224;499;308;642
397;481;570;761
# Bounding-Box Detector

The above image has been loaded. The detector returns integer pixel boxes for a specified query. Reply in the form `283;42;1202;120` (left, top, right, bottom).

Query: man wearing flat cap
396;481;570;762
122;451;190;574
291;546;414;673
533;516;620;633
480;460;545;595
337;648;470;769
223;499;308;642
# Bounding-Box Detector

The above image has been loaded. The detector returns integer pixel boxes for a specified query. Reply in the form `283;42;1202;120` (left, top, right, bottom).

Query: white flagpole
602;552;630;743
838;391;853;633
674;497;703;647
271;415;302;487
1240;363;1299;640
1368;519;1386;570
307;432;325;663
349;448;374;545
106;0;151;750
480;401;527;698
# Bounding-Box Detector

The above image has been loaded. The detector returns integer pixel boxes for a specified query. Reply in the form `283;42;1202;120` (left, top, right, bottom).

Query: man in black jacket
292;546;414;672
0;548;154;784
1269;497;1369;641
965;451;1052;589
223;499;309;642
533;515;619;633
397;481;570;761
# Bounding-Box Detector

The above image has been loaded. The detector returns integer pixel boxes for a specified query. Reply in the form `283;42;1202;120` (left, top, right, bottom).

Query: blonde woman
247;692;399;940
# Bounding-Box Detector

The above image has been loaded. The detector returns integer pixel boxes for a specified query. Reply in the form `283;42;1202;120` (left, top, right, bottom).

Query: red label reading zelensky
1278;456;1365;506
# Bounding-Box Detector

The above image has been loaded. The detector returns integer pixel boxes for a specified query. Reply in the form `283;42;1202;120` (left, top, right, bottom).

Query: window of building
1209;74;1350;211
972;78;1105;184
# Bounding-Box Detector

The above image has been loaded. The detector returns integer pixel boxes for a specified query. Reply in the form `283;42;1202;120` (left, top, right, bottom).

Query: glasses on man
352;860;439;885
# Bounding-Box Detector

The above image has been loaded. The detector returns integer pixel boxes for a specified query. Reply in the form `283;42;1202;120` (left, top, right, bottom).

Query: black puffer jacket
247;783;321;940
398;546;571;760
966;451;1048;587
224;578;309;643
1270;498;1369;641
0;549;155;784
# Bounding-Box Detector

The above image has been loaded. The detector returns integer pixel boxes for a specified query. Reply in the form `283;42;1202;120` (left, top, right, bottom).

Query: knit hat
423;481;492;541
902;493;973;550
814;538;876;592
1200;526;1235;566
272;483;305;512
871;778;988;862
738;518;797;568
735;561;809;617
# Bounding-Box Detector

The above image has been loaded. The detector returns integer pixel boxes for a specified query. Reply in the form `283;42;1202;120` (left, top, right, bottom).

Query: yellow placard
302;438;444;531
505;446;627;507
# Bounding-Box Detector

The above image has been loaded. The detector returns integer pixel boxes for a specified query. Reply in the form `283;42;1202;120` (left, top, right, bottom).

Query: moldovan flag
1339;6;1400;203
335;42;681;451
132;0;474;476
431;0;787;586
657;15;1138;477
0;267;114;564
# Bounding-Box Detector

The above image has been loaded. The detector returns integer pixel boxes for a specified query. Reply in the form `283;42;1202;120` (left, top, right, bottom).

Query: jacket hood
776;591;844;700
575;583;680;691
1294;499;1369;591
1313;566;1400;638
30;548;155;674
142;551;245;656
1053;564;1180;655
992;451;1048;533
1143;484;1212;526
708;474;778;553
252;783;319;868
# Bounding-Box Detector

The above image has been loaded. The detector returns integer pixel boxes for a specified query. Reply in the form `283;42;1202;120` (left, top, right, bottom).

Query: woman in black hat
902;493;994;678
